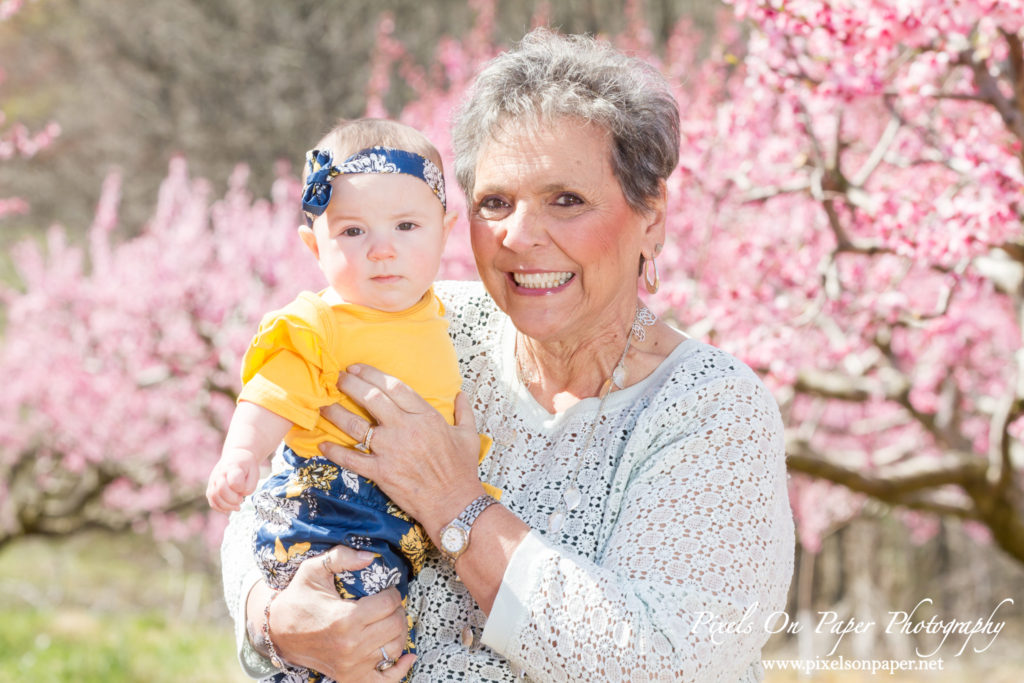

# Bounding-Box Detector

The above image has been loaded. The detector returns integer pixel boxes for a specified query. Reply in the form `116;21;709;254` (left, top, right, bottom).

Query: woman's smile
509;271;575;291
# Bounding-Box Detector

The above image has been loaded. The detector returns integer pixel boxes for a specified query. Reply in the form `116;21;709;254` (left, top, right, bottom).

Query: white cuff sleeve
480;530;557;654
235;569;279;679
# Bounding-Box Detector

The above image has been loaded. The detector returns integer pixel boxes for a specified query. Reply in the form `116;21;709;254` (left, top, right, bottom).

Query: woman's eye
478;196;509;212
341;227;364;237
553;193;583;207
396;221;418;231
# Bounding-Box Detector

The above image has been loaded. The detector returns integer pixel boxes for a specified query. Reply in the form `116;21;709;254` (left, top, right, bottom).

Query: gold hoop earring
643;255;660;294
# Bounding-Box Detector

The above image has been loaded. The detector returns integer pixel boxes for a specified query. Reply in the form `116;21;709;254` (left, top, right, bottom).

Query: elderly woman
221;28;793;682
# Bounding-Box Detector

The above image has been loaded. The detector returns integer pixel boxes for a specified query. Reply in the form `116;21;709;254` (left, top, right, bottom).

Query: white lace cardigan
221;280;795;682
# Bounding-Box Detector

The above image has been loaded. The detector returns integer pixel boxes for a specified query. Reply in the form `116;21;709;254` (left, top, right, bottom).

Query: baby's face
306;172;452;312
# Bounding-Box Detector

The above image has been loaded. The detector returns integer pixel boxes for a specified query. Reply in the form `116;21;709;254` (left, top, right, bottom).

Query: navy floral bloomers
253;446;428;683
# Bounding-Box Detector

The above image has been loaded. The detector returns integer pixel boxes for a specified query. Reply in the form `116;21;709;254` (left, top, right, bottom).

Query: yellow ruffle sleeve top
238;288;493;482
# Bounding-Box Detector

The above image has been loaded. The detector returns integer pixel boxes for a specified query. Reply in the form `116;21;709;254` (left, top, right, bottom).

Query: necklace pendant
564;486;582;511
612;363;626;389
548;508;565;533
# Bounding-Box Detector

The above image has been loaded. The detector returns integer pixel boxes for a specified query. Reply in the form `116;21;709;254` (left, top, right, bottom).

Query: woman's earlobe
645;181;668;235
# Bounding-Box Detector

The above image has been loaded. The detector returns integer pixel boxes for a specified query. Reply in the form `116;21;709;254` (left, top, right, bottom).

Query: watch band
439;494;498;562
461;494;498;527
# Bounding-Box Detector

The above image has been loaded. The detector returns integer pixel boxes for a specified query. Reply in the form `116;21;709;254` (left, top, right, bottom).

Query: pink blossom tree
655;0;1024;560
0;161;322;547
2;0;1024;566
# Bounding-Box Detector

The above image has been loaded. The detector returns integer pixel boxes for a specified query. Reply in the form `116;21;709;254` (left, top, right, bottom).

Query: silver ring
321;554;334;575
355;425;376;453
375;646;395;672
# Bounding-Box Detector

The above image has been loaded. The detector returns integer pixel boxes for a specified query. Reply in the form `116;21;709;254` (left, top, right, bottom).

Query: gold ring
321;554;334;575
355;424;376;453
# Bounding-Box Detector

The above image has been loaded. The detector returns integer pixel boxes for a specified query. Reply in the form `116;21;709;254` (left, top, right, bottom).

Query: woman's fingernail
348;364;361;375
355;550;375;561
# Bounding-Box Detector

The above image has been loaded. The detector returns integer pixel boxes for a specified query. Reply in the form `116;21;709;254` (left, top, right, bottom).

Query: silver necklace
514;303;656;533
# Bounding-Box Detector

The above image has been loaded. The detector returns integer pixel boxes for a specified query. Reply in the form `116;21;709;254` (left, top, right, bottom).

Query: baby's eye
341;227;364;237
396;221;418;231
553;193;583;207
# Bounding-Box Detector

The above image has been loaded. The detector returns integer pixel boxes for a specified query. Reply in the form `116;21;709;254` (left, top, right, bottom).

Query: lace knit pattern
222;280;794;682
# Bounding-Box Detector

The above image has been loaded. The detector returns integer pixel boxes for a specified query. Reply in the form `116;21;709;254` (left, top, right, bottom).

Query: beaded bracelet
262;588;285;669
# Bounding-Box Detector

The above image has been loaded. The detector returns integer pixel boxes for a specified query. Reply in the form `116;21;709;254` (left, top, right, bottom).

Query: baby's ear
297;225;319;259
442;211;458;239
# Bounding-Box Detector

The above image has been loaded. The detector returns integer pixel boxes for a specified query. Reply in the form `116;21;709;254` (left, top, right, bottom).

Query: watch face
441;526;467;554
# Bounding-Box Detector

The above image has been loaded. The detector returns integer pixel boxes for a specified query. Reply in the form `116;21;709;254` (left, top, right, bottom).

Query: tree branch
794;366;909;403
786;438;981;516
851;115;901;188
962;44;1024;144
741;180;811;203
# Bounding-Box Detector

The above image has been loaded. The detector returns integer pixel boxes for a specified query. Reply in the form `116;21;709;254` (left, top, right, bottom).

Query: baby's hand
206;451;261;513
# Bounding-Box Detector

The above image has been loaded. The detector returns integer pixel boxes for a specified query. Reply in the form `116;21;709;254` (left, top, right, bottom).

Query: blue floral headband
301;146;447;225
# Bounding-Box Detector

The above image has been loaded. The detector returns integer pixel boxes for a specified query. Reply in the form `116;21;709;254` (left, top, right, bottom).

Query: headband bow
301;146;446;225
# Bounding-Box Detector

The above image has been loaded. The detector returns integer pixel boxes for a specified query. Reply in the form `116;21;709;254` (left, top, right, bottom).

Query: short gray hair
452;28;680;213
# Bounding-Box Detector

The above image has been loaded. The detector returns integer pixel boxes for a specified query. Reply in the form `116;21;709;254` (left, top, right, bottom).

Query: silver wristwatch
439;494;498;562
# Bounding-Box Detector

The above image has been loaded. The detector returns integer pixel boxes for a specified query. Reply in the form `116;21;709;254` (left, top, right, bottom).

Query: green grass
0;607;244;681
0;532;248;682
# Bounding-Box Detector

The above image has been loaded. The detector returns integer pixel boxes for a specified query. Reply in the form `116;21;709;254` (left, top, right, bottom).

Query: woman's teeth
513;272;574;289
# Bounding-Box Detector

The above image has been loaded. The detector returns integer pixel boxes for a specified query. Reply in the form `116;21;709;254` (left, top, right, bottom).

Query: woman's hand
251;545;414;681
319;364;486;539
